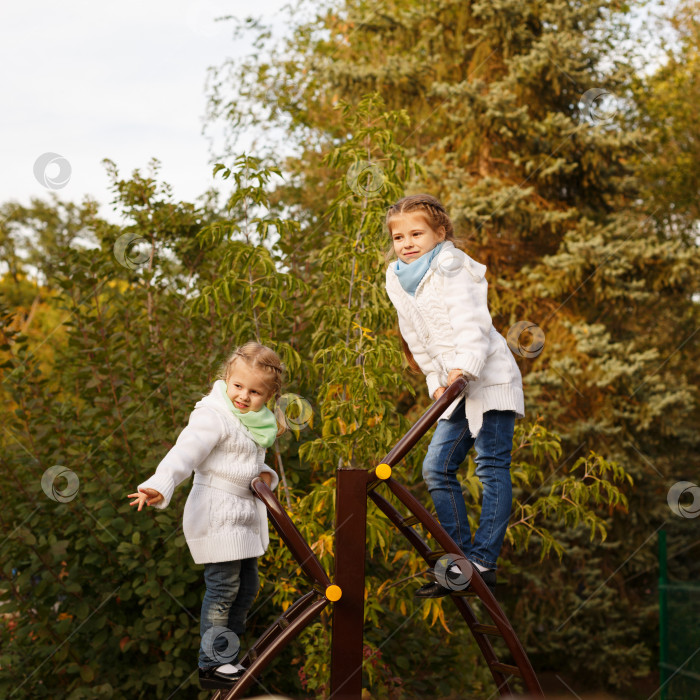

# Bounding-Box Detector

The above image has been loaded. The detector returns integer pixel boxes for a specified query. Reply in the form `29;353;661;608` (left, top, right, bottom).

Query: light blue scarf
215;380;277;448
394;242;445;296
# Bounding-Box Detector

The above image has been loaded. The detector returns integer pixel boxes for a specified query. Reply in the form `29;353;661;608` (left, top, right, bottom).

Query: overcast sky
0;0;289;222
1;1;674;227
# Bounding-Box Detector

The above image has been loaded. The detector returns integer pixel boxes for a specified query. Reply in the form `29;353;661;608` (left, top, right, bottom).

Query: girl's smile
389;211;446;264
225;362;273;413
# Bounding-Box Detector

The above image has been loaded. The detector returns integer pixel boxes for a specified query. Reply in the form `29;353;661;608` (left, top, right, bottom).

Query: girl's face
389;211;445;264
225;361;274;413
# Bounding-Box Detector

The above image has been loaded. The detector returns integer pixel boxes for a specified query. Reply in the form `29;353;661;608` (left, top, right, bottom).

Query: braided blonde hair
385;194;456;242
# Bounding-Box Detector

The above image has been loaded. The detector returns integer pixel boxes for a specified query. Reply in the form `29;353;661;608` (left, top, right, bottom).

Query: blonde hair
386;194;460;375
219;341;285;403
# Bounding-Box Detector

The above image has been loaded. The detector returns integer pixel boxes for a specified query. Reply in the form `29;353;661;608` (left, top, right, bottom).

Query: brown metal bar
218;596;330;700
251;478;331;588
451;597;514;696
367;490;438;566
244;590;320;659
368;377;467;482
452;588;478;598
384;478;544;697
329;468;369;700
490;661;523;677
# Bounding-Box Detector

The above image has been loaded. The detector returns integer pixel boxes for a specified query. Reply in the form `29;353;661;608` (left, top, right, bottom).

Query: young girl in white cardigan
128;342;283;690
385;194;524;597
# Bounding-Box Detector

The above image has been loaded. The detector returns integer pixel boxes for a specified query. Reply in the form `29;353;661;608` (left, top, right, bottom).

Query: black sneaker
198;663;244;690
478;569;496;592
414;580;452;598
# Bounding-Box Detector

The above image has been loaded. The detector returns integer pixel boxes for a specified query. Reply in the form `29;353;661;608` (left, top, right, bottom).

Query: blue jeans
422;403;516;570
198;558;259;669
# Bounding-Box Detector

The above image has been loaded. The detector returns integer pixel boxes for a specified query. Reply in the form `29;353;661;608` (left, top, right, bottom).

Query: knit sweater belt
193;473;255;500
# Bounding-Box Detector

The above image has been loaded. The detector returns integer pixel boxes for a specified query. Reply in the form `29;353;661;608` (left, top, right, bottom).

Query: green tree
0;163;227;699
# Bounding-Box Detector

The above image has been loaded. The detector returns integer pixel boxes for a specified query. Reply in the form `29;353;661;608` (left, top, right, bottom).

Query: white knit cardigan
385;241;524;437
137;384;279;565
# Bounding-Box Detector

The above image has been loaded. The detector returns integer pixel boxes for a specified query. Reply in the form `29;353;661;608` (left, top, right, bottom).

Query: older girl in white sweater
128;342;282;690
385;195;524;597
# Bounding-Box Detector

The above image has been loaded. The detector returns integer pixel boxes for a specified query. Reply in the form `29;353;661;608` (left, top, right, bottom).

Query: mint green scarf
215;380;277;448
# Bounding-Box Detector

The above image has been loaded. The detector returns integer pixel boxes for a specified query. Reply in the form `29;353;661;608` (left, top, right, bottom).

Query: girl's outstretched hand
128;488;163;511
433;387;446;400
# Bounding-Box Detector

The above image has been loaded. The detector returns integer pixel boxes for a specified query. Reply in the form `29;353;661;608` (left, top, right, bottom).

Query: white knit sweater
385;241;524;437
137;384;279;565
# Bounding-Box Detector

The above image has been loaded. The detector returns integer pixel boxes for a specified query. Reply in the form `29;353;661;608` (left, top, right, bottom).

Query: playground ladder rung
427;549;447;562
490;661;522;677
472;623;501;636
401;515;421;527
451;589;477;597
278;618;290;630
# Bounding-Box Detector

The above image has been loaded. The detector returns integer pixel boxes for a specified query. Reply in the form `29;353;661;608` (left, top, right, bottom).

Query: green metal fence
658;530;700;700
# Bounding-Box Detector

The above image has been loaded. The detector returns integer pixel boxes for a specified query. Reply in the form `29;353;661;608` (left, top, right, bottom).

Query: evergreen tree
631;0;700;242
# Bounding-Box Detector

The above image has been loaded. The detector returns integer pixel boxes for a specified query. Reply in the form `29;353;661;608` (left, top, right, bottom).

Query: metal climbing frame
211;377;543;699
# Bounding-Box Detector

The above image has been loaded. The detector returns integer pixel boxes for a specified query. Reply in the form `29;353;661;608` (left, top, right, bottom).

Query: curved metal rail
374;376;469;472
368;486;543;696
251;478;331;590
365;377;542;695
213;480;334;700
213;594;329;700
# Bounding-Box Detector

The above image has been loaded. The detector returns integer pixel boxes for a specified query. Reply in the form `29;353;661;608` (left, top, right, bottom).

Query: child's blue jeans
198;557;259;670
422;402;516;571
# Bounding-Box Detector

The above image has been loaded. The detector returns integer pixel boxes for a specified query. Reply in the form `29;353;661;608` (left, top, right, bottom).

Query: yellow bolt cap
325;584;342;602
376;463;392;480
